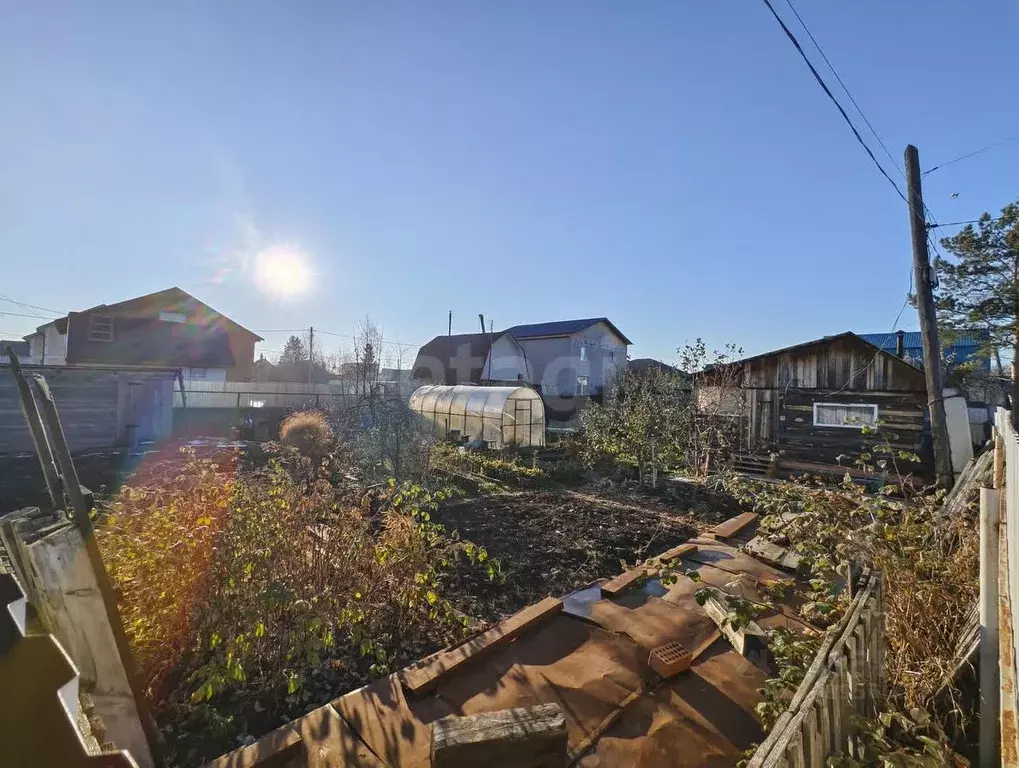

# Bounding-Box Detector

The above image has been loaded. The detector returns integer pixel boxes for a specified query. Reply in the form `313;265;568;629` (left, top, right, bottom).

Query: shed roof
725;331;923;372
629;357;682;375
858;330;985;351
504;317;632;345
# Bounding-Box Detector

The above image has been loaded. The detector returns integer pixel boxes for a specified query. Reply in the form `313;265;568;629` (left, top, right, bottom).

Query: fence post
981;487;1001;767
4;345;62;509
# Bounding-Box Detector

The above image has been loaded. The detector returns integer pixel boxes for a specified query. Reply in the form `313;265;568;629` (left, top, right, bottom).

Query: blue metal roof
858;331;984;352
503;317;632;345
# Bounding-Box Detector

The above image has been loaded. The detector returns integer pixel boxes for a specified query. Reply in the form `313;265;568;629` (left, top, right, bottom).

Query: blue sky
1;1;1017;366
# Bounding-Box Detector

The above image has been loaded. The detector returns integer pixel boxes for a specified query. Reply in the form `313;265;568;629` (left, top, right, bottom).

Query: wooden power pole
905;144;954;487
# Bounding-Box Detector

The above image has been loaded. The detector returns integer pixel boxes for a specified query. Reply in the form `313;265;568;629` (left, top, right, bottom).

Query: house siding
225;329;256;381
517;321;628;397
485;335;530;383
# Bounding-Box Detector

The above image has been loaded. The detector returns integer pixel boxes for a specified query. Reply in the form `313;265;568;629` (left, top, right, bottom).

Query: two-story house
411;317;631;422
21;287;262;381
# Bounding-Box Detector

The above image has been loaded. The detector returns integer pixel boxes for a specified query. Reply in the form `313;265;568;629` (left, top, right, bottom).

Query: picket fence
748;570;885;767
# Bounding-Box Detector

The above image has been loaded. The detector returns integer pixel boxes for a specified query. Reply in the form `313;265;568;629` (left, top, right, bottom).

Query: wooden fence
996;408;1019;765
748;570;885;767
0;366;174;453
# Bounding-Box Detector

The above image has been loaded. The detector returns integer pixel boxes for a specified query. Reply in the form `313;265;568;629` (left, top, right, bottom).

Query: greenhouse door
513;399;533;446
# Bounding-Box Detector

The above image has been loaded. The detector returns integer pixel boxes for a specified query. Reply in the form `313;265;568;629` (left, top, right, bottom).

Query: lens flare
253;244;313;297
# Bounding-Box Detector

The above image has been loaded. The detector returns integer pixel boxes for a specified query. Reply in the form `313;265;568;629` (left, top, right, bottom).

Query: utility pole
308;326;314;385
905;144;953;488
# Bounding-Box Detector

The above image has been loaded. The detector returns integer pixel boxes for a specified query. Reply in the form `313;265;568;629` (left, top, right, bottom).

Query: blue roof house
858;330;990;372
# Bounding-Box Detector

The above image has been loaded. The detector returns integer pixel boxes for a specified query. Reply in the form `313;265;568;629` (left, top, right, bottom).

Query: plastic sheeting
408;384;545;448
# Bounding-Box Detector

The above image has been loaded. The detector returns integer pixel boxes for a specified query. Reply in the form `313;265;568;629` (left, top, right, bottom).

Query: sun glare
253;244;313;297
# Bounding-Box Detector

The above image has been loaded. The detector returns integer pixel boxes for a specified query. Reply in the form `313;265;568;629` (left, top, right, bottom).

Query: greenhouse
408;385;545;448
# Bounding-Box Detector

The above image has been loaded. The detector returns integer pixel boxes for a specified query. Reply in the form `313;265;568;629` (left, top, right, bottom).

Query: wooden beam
431;704;567;768
745;536;802;573
706;512;758;541
401;597;562;696
600;543;698;597
700;587;769;663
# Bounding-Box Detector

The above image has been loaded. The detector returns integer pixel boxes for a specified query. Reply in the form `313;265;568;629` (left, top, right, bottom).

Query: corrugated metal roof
858;331;983;351
504;318;632;345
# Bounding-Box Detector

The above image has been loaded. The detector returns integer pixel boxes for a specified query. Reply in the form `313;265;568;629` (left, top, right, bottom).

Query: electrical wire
759;0;907;203
0;293;64;316
0;310;58;320
922;134;1019;177
927;216;1004;229
782;0;903;180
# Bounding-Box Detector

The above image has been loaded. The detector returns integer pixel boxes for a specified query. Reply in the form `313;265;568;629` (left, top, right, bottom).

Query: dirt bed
433;482;741;622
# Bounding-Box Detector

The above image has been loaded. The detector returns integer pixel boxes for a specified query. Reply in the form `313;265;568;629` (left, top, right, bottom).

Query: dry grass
279;410;334;459
731;472;980;712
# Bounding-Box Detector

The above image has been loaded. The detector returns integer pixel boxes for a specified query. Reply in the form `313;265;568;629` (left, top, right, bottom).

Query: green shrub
431;443;546;485
98;449;494;764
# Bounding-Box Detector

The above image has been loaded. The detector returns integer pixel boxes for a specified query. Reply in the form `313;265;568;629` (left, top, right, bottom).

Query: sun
252;244;313;297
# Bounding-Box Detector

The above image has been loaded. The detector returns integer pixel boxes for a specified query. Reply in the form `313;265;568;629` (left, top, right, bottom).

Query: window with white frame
186;367;207;379
577;375;590;395
159;311;187;323
89;314;114;342
579;345;587;361
813;402;878;429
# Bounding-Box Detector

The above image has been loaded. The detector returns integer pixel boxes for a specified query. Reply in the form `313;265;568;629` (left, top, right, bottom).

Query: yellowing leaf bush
97;446;492;765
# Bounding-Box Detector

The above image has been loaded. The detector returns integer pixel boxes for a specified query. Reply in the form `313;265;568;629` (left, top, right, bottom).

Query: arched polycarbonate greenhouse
408;385;545;448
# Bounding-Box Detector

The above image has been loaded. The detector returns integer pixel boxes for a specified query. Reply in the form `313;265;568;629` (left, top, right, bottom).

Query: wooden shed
697;332;932;478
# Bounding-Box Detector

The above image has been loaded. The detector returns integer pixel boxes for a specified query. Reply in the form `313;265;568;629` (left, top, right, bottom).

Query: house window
89;314;114;342
579;346;588;362
187;367;207;379
577;375;590;396
159;311;187;324
813;402;878;429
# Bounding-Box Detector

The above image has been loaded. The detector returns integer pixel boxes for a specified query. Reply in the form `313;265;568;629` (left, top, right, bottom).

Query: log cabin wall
733;334;932;475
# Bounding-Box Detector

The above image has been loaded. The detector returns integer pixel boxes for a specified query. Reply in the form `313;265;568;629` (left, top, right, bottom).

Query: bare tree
683;340;746;475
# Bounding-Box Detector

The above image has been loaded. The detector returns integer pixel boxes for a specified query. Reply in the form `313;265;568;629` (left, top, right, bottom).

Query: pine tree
935;200;1019;409
279;335;308;367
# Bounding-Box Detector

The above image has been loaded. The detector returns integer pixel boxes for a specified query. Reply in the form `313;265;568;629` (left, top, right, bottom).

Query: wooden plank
204;722;302;767
659;542;698;562
431;704;567;768
298;705;385;767
745;536;802;573
700;587;769;662
600;543;697;597
401;597;563;696
600;567;649;597
706;512;758;540
830;654;848;757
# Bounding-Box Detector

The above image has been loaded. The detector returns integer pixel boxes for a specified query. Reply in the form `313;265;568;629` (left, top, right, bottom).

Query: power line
927;216;1005;230
759;0;907;203
782;0;903;180
0;295;63;320
0;310;56;320
922;134;1019;177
